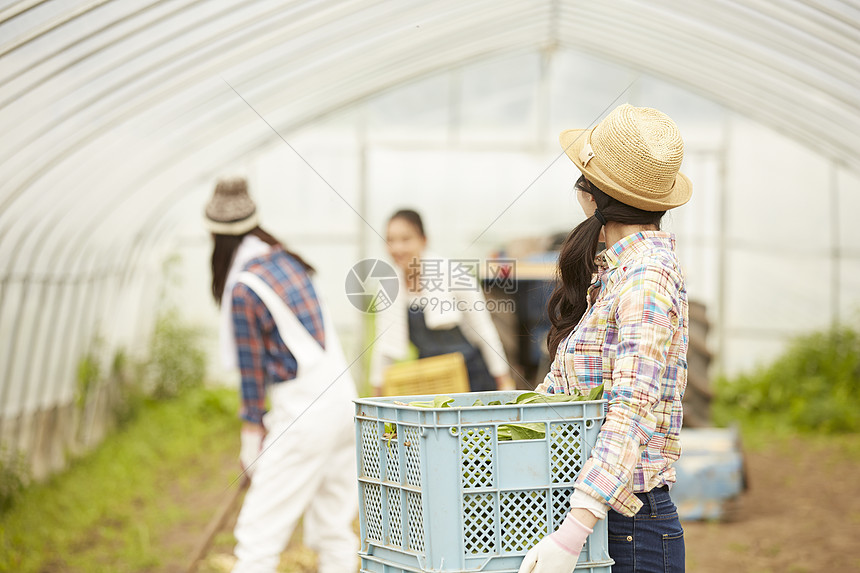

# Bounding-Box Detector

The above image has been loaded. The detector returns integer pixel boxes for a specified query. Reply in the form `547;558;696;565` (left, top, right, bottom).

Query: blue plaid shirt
231;246;324;424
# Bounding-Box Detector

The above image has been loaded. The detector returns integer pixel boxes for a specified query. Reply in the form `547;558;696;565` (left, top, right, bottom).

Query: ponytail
546;177;665;361
546;216;603;360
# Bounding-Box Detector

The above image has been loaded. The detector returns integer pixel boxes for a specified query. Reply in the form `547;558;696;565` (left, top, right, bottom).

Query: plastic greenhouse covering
0;0;859;478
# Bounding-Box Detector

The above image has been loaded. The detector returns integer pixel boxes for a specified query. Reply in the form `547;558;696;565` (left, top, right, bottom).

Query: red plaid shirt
231;246;324;425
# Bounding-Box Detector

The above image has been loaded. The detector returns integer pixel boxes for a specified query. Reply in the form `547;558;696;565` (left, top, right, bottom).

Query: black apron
407;307;496;392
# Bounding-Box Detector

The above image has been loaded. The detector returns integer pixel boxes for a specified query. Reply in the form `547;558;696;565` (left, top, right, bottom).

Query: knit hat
559;104;692;211
204;177;259;235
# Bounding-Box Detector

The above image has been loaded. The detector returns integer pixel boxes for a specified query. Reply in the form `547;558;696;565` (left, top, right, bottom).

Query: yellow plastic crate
382;353;470;396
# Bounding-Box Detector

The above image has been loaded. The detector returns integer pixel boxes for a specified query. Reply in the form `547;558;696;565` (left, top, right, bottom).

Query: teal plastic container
354;390;613;573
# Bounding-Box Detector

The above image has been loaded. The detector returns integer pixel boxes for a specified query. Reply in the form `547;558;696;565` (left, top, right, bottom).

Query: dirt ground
683;436;860;573
183;435;860;573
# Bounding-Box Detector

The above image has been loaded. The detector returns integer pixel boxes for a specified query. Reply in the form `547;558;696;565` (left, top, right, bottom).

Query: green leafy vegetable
403;387;605;410
497;422;546;441
587;383;605;401
511;391;597;405
408;396;455;408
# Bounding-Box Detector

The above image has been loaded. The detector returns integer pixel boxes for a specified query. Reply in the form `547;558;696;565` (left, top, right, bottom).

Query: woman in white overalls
205;178;358;573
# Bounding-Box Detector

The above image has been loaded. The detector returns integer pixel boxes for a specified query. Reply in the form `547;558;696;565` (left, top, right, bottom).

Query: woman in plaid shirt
520;105;692;573
206;178;358;573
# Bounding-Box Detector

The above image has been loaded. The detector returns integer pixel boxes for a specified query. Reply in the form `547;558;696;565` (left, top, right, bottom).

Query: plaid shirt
231;246;325;425
540;231;688;517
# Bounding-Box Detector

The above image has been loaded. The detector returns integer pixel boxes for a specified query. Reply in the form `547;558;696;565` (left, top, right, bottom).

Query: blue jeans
607;486;685;572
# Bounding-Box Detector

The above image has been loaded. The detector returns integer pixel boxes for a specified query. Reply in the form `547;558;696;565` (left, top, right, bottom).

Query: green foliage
405;385;605;409
148;309;207;399
0;449;28;515
512;384;605;404
407;395;456;408
0;387;239;572
109;347;147;427
713;325;860;434
75;352;101;410
189;385;236;418
71;308;208;429
497;422;546;441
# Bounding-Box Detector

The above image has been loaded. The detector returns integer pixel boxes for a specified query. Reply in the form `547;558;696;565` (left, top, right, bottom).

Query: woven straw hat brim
559;127;692;211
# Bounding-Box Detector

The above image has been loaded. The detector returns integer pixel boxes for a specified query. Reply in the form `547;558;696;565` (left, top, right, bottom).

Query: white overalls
232;272;359;573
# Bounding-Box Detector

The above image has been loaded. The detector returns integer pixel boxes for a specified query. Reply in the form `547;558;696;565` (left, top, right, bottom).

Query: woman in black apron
377;209;512;393
407;305;496;392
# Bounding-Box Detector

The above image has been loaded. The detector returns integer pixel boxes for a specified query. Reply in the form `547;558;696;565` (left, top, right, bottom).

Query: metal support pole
830;160;841;327
356;110;372;389
536;46;553;148
448;67;461;146
716;117;731;376
358;112;369;264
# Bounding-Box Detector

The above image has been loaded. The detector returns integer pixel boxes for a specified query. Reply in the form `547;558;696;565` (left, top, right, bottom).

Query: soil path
683;436;860;572
188;435;860;573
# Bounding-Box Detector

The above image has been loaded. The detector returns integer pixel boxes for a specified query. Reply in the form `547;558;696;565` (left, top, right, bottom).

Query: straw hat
204;177;259;235
559;104;692;211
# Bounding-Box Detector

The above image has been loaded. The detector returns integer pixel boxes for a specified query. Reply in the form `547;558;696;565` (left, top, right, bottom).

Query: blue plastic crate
672;427;745;520
354;390;613;573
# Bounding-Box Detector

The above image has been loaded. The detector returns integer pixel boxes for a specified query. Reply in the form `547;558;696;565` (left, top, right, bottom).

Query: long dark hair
210;227;315;305
546;176;665;360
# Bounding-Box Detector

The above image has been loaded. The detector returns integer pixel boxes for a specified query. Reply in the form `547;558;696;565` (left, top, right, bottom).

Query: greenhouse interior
1;1;858;572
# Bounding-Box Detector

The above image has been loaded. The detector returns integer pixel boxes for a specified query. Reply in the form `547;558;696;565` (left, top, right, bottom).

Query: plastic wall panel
725;120;831;254
1;0;852;284
457;51;541;144
15;280;56;414
7;283;48;414
0;0;859;477
254;135;363;241
363;147;575;259
366;74;450;142
548;50;635;131
0;281;32;403
39;280;81;411
725;248;833;336
839;259;860;320
722;337;792;378
0;281;27;418
28;282;67;410
667;152;723;312
837;167;860;250
555;2;860;168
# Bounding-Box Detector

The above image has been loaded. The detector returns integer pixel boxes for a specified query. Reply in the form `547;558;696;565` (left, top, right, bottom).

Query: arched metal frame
1;0;858;450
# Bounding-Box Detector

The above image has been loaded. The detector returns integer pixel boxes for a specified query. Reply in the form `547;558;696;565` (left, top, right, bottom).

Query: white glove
239;427;265;478
518;513;593;573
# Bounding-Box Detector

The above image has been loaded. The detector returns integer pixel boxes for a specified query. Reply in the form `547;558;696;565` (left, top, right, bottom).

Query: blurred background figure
206;178;358;573
369;209;515;394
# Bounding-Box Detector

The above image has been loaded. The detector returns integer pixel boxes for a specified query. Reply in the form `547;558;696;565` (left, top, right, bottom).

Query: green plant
148;309;207;399
109;348;147;427
713;324;860;434
190;386;236;419
0;388;239;572
0;449;28;514
75;352;101;410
